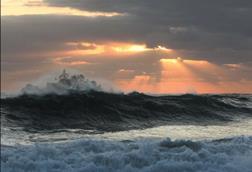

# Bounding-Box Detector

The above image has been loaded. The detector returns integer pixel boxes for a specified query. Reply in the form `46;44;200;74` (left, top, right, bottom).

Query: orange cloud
2;0;122;17
53;57;89;66
112;44;149;53
56;42;173;57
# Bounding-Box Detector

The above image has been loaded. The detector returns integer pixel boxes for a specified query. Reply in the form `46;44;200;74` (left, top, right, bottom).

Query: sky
1;0;252;93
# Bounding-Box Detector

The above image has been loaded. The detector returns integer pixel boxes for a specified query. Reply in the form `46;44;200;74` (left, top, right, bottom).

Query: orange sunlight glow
117;57;252;94
155;46;173;52
112;44;149;53
158;57;221;93
57;42;173;57
1;0;122;17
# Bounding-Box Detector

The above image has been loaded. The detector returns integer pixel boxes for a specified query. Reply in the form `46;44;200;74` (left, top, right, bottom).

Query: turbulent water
2;92;252;131
1;92;252;172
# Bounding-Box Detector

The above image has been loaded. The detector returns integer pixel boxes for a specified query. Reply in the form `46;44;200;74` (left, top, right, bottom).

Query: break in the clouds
1;0;252;93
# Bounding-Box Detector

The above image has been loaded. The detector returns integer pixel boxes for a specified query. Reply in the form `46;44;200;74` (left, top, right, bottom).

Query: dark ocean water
1;92;252;172
1;91;252;132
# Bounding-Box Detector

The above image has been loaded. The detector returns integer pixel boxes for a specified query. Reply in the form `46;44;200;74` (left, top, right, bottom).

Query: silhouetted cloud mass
2;0;252;92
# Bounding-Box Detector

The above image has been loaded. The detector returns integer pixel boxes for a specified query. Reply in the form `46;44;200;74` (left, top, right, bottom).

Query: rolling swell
1;91;252;132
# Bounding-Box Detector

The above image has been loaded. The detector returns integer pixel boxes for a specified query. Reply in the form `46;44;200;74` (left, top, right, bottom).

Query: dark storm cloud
3;0;252;63
45;0;252;37
44;0;252;57
2;15;148;54
2;0;252;91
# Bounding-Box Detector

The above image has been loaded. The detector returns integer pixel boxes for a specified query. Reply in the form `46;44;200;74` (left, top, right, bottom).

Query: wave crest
21;70;103;95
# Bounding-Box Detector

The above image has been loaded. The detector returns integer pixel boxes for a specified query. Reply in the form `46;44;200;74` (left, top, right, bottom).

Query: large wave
1;91;252;132
1;136;252;172
1;70;251;132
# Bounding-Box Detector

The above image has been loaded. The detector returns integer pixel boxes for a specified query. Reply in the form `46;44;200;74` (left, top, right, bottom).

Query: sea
1;91;252;172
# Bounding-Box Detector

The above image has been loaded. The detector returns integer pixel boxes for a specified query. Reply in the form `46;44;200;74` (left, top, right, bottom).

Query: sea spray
21;69;103;95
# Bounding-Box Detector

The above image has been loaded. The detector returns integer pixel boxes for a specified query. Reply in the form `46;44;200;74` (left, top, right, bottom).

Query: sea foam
1;136;252;172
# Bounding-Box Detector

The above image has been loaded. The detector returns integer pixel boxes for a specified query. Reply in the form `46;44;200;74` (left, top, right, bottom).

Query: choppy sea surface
1;92;252;172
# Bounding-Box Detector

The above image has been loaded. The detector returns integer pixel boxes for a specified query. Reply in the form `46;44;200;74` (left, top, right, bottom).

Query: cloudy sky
2;0;252;93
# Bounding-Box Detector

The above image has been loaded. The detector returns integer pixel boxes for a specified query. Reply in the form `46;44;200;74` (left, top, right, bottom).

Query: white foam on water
1;119;252;172
1;136;252;172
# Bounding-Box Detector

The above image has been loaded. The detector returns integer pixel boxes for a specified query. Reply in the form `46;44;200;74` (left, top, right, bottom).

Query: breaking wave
1;72;252;172
1;91;252;132
20;70;103;95
1;136;252;172
1;70;251;132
